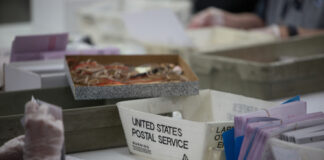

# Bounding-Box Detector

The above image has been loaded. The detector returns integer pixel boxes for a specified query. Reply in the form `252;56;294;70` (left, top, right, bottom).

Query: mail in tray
65;55;199;100
117;90;276;160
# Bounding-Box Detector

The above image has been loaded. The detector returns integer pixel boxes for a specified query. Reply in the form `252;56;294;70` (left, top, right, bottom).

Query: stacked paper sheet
10;33;119;62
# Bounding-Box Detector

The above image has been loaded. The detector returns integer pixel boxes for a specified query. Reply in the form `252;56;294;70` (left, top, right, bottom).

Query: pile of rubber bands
69;59;188;86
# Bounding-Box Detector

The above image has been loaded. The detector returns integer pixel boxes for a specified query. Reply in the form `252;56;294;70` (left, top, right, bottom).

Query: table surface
70;91;324;160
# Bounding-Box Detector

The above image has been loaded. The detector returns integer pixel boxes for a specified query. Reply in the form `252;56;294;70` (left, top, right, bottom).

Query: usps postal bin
262;138;324;160
117;90;276;160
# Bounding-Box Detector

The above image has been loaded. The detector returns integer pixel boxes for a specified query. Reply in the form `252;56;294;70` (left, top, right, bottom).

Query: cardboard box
65;55;199;100
32;0;111;33
117;90;276;160
191;34;324;99
187;26;277;53
4;59;68;91
0;87;129;153
79;1;192;43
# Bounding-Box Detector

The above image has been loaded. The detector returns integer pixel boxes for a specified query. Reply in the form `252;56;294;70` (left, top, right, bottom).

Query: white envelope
264;138;324;160
4;59;68;91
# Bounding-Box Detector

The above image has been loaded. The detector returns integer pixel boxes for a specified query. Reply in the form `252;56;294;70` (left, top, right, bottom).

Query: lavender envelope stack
11;33;68;62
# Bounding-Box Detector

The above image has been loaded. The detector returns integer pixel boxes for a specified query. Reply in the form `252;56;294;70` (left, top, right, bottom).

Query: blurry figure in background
189;0;324;38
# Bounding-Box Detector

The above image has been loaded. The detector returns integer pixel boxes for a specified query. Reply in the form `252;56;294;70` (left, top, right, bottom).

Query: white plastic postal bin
117;90;276;160
262;138;324;160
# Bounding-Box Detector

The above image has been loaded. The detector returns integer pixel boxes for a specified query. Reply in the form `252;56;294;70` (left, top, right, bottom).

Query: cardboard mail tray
65;55;199;100
191;34;324;99
117;90;276;160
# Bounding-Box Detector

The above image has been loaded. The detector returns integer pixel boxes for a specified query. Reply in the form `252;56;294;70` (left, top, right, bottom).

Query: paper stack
223;97;324;160
10;33;119;62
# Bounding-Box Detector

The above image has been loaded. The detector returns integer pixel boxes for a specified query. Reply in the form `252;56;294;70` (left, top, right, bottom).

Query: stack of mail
281;123;324;145
10;33;119;62
223;97;324;160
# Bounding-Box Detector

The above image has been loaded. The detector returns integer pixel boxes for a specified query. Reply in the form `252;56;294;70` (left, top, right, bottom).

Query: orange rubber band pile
69;59;188;86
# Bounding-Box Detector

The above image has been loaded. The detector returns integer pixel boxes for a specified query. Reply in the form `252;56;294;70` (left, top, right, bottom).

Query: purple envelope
10;33;68;62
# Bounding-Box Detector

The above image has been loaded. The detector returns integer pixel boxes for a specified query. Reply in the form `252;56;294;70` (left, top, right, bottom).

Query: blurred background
0;0;273;51
1;1;324;160
1;0;324;94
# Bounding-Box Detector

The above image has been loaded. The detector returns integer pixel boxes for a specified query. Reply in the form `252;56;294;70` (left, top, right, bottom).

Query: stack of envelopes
223;97;324;160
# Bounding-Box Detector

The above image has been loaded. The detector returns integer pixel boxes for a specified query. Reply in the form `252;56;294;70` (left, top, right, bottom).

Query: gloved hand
0;135;24;160
23;100;64;160
0;99;66;160
189;7;265;29
189;7;226;29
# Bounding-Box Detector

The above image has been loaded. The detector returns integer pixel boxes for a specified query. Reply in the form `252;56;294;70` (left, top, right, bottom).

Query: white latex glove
189;7;225;28
0;99;66;160
0;135;24;160
23;100;64;160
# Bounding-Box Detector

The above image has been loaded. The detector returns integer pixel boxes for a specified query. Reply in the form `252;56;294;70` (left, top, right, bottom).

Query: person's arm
188;7;265;29
279;26;324;38
226;13;264;29
251;25;324;39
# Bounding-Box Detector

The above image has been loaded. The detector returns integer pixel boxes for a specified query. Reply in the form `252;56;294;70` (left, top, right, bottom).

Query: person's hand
0;100;65;160
189;7;226;29
23;100;64;160
189;7;265;29
0;135;24;160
